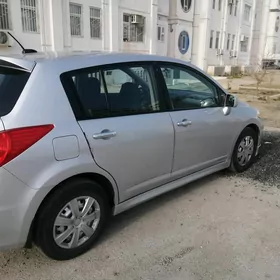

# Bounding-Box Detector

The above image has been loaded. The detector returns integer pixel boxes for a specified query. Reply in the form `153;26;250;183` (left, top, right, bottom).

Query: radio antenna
7;32;37;54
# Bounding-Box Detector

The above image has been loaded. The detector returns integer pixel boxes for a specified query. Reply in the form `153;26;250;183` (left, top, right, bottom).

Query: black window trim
60;61;169;121
154;61;226;112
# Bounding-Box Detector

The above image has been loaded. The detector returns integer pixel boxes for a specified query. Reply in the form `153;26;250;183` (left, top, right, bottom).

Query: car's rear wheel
36;178;109;260
230;127;258;173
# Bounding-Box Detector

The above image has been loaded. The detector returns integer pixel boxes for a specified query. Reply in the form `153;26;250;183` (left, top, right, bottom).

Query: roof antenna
7;32;37;54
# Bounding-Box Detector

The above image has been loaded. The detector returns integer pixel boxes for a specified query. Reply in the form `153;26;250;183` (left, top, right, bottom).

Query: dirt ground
1;131;280;280
225;71;280;128
1;176;280;280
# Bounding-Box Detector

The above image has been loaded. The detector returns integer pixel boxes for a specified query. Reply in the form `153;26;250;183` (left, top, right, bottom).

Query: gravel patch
227;131;280;188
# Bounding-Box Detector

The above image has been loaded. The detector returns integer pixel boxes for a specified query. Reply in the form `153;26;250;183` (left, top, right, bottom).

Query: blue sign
178;31;190;54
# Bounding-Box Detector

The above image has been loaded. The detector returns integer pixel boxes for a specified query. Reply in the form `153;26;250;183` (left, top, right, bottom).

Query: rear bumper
0;168;38;251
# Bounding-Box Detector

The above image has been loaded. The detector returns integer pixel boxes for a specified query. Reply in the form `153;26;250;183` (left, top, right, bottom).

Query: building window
209;30;214;48
244;4;251;22
273;44;277;54
240;36;249;52
218;0;222;11
178;31;189;54
181;0;192;12
90;7;101;39
123;14;145;42
0;0;10;30
70;3;82;36
157;26;165;42
215;31;220;49
234;0;238;16
275;16;279;32
213;0;215;9
229;3;233;15
227;34;231;50
21;0;39;33
231;34;235;50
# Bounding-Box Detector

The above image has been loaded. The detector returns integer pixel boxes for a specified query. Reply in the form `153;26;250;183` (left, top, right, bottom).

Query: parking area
1;131;280;280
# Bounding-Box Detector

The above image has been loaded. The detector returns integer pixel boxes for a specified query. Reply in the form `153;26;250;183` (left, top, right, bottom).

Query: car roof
0;51;192;72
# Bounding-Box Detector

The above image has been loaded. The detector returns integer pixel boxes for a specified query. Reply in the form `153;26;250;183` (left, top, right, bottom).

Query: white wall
0;0;276;73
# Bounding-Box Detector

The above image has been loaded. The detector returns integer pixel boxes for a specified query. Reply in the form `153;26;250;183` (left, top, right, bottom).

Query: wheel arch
25;172;117;248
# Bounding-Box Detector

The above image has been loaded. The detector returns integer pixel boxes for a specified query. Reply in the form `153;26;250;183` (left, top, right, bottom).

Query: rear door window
0;67;30;116
60;62;165;120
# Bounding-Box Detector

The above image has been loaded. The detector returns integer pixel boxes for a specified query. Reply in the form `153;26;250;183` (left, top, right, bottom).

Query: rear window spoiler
0;57;36;72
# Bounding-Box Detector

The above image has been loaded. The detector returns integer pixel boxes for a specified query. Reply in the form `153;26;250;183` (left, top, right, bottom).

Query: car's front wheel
230;127;258;173
36;178;109;260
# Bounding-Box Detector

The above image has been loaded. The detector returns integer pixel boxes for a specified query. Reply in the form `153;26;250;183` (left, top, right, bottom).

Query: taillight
0;124;54;167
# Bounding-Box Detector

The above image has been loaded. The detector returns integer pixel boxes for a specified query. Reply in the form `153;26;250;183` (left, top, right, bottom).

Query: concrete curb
264;127;280;132
240;86;280;93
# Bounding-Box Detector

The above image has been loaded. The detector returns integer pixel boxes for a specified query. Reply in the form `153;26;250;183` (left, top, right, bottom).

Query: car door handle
93;130;117;140
177;119;192;127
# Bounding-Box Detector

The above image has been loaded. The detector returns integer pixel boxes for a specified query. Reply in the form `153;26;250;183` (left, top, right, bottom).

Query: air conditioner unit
0;31;9;46
216;49;224;56
240;35;245;42
270;0;280;11
131;14;143;24
228;0;234;5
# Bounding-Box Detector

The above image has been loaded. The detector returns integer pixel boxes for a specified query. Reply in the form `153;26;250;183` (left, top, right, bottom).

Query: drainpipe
38;0;46;51
220;0;229;66
149;0;158;54
108;0;119;51
258;0;271;64
102;0;109;51
247;0;257;65
236;0;244;65
192;1;211;71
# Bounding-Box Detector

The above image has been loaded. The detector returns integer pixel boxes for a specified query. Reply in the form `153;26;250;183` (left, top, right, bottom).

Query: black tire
229;127;258;173
36;178;109;261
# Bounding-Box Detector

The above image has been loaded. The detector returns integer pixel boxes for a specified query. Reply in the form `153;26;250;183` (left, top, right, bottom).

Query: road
1;131;280;280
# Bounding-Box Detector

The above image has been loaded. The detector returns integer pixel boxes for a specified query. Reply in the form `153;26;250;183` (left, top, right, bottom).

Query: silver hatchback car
0;52;262;260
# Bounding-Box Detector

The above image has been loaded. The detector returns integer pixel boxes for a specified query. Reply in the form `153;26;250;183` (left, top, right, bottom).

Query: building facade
0;0;276;73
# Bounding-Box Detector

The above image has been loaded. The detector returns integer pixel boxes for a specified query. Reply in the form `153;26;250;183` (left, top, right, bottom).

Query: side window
103;64;161;116
159;65;220;110
70;70;109;119
60;63;162;120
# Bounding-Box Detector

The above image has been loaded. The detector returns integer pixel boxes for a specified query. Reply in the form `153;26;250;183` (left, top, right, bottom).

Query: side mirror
225;94;238;108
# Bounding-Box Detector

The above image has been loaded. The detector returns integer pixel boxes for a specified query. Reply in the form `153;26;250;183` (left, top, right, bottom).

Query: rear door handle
177;119;192;127
93;130;117;140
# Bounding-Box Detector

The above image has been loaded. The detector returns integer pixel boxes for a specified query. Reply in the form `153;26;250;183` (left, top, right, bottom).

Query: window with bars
157;26;165;42
212;0;215;9
21;0;39;33
90;7;101;39
70;3;82;36
0;0;10;30
123;14;145;42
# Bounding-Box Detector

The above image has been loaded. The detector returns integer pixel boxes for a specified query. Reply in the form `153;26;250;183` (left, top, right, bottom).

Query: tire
229;127;258;173
36;178;109;260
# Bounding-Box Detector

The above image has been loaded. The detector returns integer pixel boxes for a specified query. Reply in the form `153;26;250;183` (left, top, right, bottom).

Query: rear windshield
0;67;30;117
